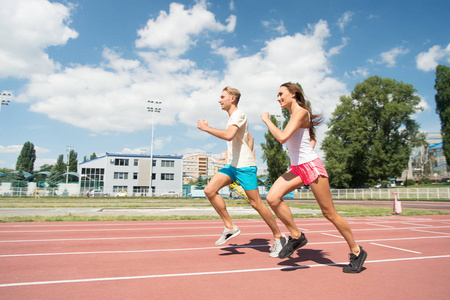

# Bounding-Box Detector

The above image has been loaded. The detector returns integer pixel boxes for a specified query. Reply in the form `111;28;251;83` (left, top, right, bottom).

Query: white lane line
370;242;422;254
2;225;450;243
366;223;395;228
0;245;270;258
1;254;449;288
410;229;450;235
1;235;448;258
321;233;343;239
1;223;449;234
401;222;433;227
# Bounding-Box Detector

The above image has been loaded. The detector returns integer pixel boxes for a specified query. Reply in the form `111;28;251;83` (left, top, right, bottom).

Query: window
161;173;174;180
161;160;175;167
133;172;138;180
114;158;129;166
133;186;149;194
134;159;139;166
114;172;128;180
113;186;127;193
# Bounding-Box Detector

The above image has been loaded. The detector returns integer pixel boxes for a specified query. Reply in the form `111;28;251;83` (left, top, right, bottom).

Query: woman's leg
309;176;360;255
265;171;304;239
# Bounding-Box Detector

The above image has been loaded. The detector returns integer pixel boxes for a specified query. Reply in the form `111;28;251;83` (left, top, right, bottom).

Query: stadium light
0;92;12;116
147;100;162;196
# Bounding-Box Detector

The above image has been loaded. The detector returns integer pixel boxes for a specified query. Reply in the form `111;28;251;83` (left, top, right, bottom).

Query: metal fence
1;186;450;200
295;188;450;200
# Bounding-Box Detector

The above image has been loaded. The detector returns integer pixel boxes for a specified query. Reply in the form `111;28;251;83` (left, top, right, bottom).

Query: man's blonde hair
223;86;241;104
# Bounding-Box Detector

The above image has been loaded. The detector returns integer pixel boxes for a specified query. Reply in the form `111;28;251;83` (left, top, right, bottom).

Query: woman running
261;82;367;273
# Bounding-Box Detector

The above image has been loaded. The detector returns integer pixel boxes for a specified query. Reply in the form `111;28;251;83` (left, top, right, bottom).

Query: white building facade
79;153;183;196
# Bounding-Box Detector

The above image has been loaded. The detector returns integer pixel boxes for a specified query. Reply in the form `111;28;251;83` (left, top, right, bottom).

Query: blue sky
0;0;449;173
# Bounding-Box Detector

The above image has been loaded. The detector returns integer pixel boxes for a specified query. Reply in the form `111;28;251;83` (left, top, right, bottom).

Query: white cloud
379;46;410;67
345;67;369;79
262;19;287;35
327;37;349;57
337;11;354;32
229;0;235;11
0;145;23;154
416;44;450;72
0;144;48;155
135;0;236;57
0;0;78;78
15;4;347;153
35;158;56;169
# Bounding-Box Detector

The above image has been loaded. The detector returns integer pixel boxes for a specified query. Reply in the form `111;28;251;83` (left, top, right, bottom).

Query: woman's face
277;86;294;108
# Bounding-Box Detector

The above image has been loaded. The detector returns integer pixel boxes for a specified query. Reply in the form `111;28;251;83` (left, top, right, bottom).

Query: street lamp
66;146;73;186
147;100;162;196
0;92;12;116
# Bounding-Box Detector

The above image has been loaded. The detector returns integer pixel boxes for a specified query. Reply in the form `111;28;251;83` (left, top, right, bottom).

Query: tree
261;115;290;185
195;175;205;189
90;153;97;160
39;164;54;172
15;141;36;173
9;171;29;196
435;64;450;163
322;76;425;188
68;149;78;173
54;154;66;175
46;167;61;193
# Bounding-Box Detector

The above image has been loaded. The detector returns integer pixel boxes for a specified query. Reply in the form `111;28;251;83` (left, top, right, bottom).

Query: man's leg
245;189;282;239
204;172;234;229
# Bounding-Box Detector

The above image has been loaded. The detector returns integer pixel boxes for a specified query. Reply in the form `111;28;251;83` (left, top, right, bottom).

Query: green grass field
0;196;448;223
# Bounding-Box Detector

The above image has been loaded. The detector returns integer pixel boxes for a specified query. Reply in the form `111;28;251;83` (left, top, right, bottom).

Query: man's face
218;90;234;111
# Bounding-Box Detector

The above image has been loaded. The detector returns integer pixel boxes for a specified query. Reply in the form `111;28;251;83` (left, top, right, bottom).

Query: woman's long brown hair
280;82;324;141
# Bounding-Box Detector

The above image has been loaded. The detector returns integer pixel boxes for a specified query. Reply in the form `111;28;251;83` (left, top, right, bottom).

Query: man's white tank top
285;126;319;166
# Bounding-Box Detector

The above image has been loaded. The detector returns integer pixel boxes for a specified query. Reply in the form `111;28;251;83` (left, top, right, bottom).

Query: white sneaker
270;234;287;258
215;226;241;245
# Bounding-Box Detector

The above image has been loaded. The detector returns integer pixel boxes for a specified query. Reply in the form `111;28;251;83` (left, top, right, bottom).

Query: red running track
0;215;449;300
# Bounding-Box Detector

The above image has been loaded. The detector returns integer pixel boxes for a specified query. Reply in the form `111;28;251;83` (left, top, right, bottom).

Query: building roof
79;153;183;165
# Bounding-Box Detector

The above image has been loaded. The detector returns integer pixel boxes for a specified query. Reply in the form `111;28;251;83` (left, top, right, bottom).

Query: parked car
161;191;179;197
89;190;108;197
115;190;128;197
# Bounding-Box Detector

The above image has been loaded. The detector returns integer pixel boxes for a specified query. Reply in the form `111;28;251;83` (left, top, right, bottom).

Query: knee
265;193;281;208
322;209;339;222
203;186;216;198
248;199;264;211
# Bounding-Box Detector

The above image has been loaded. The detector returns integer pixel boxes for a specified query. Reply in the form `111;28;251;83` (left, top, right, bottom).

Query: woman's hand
261;112;270;124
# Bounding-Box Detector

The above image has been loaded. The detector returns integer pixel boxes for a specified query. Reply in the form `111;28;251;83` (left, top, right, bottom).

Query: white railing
294;188;450;200
1;186;449;200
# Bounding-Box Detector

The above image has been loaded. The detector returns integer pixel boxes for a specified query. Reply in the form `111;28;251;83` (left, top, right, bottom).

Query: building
79;153;183;196
182;153;227;184
399;132;448;182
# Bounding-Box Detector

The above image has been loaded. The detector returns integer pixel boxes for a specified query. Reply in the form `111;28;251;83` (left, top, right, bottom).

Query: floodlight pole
0;92;12;116
147;100;162;196
66;146;73;186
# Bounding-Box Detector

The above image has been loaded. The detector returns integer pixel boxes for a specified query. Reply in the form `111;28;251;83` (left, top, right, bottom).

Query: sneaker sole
343;249;368;273
215;229;241;245
278;237;308;259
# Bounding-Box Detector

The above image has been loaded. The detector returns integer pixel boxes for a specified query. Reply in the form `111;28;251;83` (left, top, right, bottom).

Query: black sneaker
343;246;367;273
278;232;308;259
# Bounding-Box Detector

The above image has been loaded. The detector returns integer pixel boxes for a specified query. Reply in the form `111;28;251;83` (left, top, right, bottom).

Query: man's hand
197;119;209;132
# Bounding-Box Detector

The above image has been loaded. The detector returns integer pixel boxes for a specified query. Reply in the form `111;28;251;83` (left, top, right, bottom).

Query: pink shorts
290;158;329;185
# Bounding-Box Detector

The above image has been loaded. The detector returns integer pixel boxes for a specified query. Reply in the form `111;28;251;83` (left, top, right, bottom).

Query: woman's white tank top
285;126;319;166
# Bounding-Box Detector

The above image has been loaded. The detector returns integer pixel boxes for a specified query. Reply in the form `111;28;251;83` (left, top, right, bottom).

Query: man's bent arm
198;119;239;141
